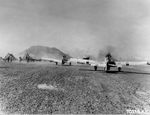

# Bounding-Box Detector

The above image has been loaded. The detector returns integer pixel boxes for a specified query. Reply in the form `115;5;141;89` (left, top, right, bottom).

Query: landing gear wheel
106;66;110;72
94;66;97;71
62;60;65;65
118;67;121;72
69;62;71;66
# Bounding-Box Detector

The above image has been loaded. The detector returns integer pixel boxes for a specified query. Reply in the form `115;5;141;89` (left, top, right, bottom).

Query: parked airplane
41;57;61;65
41;56;95;66
61;55;95;65
90;53;147;72
90;59;122;71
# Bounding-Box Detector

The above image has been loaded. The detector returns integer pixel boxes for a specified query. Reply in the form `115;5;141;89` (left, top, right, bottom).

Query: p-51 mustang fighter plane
41;57;62;65
41;56;95;66
61;55;96;65
90;53;147;72
90;53;122;71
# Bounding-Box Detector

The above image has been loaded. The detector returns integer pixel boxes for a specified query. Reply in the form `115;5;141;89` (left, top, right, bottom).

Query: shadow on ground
0;66;9;69
79;68;150;75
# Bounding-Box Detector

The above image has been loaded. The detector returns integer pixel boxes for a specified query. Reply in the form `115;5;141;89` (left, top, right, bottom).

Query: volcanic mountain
19;46;70;59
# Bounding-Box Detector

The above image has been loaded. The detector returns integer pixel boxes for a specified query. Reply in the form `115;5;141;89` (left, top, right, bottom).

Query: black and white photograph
0;0;150;114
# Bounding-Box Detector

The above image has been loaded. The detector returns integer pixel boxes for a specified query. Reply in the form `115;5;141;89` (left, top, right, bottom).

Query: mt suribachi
19;46;70;59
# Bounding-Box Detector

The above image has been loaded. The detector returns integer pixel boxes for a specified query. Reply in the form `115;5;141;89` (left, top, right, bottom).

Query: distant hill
19;46;70;59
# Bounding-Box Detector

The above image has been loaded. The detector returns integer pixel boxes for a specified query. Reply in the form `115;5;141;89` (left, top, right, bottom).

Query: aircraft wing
76;59;88;64
90;61;147;67
90;60;123;68
41;57;61;63
116;61;147;66
90;61;106;67
68;58;100;65
68;58;90;64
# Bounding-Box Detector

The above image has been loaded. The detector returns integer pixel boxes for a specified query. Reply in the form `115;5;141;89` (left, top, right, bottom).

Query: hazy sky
0;0;150;60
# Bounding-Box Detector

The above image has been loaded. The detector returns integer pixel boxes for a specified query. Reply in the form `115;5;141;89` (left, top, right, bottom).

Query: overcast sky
0;0;150;60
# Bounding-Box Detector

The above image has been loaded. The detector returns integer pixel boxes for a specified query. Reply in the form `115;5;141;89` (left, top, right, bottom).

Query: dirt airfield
0;61;150;114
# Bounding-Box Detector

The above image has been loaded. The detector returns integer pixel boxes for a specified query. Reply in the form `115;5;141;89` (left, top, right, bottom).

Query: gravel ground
0;61;150;114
